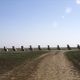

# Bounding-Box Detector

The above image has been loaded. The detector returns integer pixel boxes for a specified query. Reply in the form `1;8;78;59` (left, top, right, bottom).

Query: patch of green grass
65;50;80;70
0;50;48;74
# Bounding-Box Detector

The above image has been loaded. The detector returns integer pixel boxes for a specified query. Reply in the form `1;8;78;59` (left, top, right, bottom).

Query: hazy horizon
0;0;80;48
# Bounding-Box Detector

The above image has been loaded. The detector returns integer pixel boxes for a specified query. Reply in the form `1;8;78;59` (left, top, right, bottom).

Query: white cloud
65;7;72;14
76;0;80;4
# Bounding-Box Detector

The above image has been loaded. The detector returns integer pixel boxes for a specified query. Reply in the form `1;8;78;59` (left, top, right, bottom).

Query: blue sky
0;0;80;48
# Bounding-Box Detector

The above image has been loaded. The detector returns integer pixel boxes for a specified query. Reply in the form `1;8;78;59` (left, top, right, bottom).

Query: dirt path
28;51;80;80
0;51;80;80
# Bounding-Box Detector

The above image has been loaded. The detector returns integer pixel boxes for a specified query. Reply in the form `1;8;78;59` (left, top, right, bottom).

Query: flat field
0;50;48;74
0;50;80;80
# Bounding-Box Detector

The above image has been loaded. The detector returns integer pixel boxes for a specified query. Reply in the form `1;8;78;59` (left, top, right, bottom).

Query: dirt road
0;51;80;80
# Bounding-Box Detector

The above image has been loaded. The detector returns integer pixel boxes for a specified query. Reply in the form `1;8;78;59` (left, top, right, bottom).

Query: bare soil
0;51;80;80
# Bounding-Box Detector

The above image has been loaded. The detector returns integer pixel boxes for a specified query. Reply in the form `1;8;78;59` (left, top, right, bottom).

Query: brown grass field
0;50;80;80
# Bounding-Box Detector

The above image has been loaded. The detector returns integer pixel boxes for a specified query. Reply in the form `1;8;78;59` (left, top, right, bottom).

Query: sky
0;0;80;48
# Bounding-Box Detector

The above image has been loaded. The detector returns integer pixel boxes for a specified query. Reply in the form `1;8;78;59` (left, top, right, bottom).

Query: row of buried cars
2;44;80;52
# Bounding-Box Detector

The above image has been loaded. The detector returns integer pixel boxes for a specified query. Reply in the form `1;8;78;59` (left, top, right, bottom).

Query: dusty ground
0;51;80;80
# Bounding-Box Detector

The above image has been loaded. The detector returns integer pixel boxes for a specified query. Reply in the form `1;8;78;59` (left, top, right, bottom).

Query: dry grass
0;50;48;74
